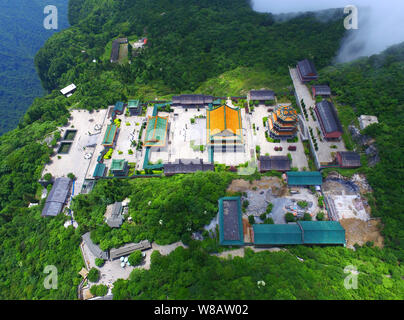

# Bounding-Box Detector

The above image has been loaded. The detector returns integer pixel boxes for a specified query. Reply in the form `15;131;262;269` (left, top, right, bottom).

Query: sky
251;0;404;62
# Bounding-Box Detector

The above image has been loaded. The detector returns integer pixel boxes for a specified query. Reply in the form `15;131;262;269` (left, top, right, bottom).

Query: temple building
336;151;361;168
172;94;213;108
207;104;243;152
312;85;331;98
128;99;142;116
247;90;275;105
102;124;118;148
267;105;299;139
315;100;343;140
110;159;129;177
296;59;318;82
143;115;169;148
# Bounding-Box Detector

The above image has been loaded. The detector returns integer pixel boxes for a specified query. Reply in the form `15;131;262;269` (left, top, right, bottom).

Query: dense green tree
87;268;100;283
95;258;105;267
285;213;295;223
90;284;108;297
112;245;404;300
128;251;143;266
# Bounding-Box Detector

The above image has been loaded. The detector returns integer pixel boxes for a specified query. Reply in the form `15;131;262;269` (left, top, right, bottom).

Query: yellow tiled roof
207;105;242;140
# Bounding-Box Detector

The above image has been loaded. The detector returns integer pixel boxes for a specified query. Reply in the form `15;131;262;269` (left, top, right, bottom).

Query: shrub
104;149;113;159
54;131;61;141
303;213;312;221
297;201;308;209
285;212;295;223
128;251;143;266
317;211;325;221
318;196;324;208
190;118;195;124
67;173;76;180
263;217;274;224
95;258;105;267
90;284;108;297
266;202;273;214
128;149;133;155
87;268;100;283
248;215;255;225
114;118;121;127
43;173;53;182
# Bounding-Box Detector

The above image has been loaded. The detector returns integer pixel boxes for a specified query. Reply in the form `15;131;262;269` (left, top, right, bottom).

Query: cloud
251;0;404;62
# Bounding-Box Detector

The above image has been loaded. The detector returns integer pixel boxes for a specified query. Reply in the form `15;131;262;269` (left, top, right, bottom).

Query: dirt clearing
340;218;384;249
227;176;288;197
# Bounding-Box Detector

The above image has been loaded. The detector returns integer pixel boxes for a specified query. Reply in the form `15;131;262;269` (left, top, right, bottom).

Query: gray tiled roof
313;85;331;96
338;152;361;167
164;159;214;175
109;240;152;260
249;90;275;101
259;156;291;172
222;199;241;241
297;59;318;77
172;95;213;105
82;232;109;260
315;100;343;134
106;202;124;228
41;177;72;217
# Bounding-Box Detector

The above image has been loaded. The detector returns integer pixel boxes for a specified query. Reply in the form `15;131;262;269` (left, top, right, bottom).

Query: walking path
289;67;346;164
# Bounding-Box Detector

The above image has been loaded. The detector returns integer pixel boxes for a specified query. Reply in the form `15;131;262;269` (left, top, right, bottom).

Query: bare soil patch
227;176;287;197
340;218;384;249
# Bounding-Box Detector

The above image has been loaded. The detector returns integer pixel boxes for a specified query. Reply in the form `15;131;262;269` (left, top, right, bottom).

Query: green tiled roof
253;224;303;245
110;159;126;171
114;101;124;113
128;99;140;108
93;163;106;178
287;171;322;186
102;124;117;146
299;221;345;244
252;221;345;246
144;116;168;147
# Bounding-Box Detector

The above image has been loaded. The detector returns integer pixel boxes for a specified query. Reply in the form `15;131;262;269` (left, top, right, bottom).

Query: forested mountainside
0;0;403;300
36;0;344;94
0;0;69;135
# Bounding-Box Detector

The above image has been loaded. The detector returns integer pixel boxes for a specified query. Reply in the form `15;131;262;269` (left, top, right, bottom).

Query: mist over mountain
0;0;68;135
252;0;404;62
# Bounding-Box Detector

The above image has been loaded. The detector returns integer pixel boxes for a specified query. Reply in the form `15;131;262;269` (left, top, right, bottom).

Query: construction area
226;176;323;224
215;187;346;247
322;172;384;248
